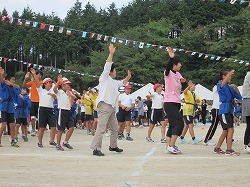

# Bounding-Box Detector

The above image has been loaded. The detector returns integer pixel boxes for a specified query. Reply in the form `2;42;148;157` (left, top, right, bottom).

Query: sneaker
138;125;143;128
213;147;225;154
109;146;123;152
126;136;133;141
87;130;92;135
178;137;188;144
244;146;250;153
232;139;238;144
146;137;154;142
11;141;19;147
167;145;182;154
37;142;43;148
14;137;18;143
118;134;122;140
56;144;64;151
49;141;57;147
225;149;240;156
63;142;73;149
93;149;105;156
192;137;202;144
121;133;125;138
31;130;36;137
161;138;166;143
203;140;215;146
91;131;95;136
23;136;28;142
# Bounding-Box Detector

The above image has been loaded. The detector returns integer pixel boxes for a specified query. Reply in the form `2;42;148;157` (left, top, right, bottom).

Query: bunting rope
0;56;146;87
1;0;250;66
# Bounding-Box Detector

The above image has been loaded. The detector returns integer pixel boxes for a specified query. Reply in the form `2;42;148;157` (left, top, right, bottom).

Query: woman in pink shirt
164;48;186;154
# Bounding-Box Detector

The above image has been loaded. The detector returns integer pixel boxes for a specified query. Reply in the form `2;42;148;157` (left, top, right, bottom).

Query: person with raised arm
90;43;131;156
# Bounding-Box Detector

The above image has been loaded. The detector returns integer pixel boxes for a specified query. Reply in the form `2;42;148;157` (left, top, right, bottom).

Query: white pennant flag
139;42;144;48
49;25;54;31
230;0;237;4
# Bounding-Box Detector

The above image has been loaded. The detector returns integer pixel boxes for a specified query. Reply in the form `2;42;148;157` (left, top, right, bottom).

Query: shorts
58;109;74;131
93;110;98;118
16;118;28;126
1;112;15;123
150;108;165;124
80;112;85;121
85;114;93;121
219;113;234;130
30;102;39;118
183;115;194;125
38;107;57;128
118;107;132;122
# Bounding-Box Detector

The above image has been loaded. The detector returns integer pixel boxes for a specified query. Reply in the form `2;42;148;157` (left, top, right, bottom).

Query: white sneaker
146;137;154;142
192;137;202;144
167;145;182;154
244;146;250;153
203;140;215;146
138;125;143;128
31;130;36;137
232;139;238;144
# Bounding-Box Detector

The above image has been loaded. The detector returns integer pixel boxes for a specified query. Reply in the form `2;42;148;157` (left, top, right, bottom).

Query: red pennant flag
17;19;22;26
40;23;46;30
66;29;72;35
1;16;6;21
25;20;31;26
3;58;8;63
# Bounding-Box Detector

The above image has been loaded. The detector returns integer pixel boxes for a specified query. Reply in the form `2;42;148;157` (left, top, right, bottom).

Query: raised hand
25;72;30;79
30;68;36;75
109;43;116;54
57;74;62;83
188;80;193;87
127;70;132;80
0;67;5;75
167;47;175;58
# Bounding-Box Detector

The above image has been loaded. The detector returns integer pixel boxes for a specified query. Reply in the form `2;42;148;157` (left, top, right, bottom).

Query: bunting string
0;56;146;87
1;0;250;66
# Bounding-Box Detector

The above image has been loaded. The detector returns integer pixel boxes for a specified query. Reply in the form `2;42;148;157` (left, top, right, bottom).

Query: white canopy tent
181;84;213;100
130;83;154;101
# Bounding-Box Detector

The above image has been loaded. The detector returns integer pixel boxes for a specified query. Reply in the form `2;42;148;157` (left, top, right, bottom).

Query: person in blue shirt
214;70;242;156
0;67;21;147
14;87;31;142
71;98;78;127
235;103;242;126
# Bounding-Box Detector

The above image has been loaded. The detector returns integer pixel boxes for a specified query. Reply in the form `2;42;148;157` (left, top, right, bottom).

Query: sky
0;0;132;19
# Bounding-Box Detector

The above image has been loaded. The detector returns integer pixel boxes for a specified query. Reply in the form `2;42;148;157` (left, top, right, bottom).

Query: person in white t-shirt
203;74;221;146
53;75;76;151
146;83;166;143
31;69;57;148
118;84;135;141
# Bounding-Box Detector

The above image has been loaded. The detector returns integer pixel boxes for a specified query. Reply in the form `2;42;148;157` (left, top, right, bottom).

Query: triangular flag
17;19;22;26
82;31;87;38
1;15;6;21
118;38;123;45
210;56;215;60
158;46;165;49
25;20;31;26
0;57;2;61
230;0;237;4
66;29;72;35
104;36;109;41
125;40;130;46
198;53;203;58
152;44;158;47
145;44;151;48
204;54;209;59
33;22;38;27
3;58;8;63
49;25;54;31
9;17;14;24
185;50;192;53
216;56;221;61
58;27;64;33
133;41;138;47
90;33;95;38
139;42;144;48
191;52;196;55
96;34;102;40
239;60;244;64
40;23;46;30
111;37;116;43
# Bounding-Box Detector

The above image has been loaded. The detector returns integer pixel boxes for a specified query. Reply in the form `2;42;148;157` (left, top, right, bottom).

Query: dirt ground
0;123;249;187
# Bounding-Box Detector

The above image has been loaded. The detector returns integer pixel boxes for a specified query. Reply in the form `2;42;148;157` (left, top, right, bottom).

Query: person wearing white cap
31;69;57;148
90;43;131;156
53;75;76;151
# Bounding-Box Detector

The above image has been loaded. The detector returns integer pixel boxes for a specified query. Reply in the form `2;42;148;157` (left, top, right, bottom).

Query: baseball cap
43;78;53;84
118;87;125;92
60;77;71;85
153;83;161;90
124;84;132;89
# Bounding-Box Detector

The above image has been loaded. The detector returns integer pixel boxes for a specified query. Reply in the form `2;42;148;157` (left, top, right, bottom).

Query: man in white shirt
90;43;131;156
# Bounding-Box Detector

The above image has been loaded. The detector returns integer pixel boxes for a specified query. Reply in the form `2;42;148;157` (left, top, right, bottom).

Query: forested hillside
1;0;250;91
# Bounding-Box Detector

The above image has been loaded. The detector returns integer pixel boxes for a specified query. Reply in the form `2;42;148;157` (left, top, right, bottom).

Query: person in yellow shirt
89;88;98;136
82;91;93;135
178;81;203;144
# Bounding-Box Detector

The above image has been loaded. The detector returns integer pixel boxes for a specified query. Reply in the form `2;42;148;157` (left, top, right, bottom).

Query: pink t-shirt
164;70;183;103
